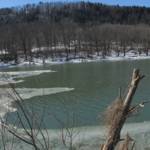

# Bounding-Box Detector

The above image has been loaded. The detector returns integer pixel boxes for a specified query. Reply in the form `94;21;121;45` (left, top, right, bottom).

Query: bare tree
91;25;100;56
42;20;53;59
0;83;51;150
25;23;33;62
141;26;150;56
17;23;29;61
119;25;129;56
130;26;142;56
31;22;43;60
84;23;93;59
76;28;83;59
101;69;149;150
112;25;120;57
72;23;78;59
99;25;110;59
61;22;69;61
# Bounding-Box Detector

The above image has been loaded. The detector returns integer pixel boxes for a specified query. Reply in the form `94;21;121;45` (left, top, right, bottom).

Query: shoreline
1;51;150;68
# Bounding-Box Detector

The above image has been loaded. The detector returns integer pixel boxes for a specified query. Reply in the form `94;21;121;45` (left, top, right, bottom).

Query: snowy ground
0;49;150;68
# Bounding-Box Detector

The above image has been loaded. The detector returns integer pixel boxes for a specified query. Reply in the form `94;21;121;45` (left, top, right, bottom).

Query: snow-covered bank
0;50;150;68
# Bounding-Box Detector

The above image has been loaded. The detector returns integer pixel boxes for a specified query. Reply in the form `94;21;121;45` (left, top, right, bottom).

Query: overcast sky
1;0;150;8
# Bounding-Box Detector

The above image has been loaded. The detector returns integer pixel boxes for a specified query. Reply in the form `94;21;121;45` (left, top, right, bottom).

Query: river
0;59;150;149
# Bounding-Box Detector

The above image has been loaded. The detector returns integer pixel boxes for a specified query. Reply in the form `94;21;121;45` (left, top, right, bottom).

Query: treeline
0;20;150;63
1;1;150;25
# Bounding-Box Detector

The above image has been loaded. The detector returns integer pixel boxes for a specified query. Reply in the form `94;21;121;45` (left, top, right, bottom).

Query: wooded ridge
0;1;150;25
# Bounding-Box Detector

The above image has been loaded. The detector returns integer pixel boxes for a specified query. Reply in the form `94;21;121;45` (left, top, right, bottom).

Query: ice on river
0;121;149;150
0;87;74;111
0;70;54;85
0;69;73;117
14;87;74;99
47;121;150;150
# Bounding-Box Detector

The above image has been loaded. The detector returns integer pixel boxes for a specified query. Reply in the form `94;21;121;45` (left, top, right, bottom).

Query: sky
1;0;150;9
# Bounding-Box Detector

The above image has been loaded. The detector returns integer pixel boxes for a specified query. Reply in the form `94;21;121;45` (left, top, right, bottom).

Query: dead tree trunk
101;68;145;150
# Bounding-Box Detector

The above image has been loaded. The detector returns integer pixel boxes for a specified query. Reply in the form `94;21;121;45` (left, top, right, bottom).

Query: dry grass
100;96;123;127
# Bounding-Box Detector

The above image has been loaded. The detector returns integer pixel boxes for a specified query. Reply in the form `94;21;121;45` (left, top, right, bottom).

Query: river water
0;59;150;149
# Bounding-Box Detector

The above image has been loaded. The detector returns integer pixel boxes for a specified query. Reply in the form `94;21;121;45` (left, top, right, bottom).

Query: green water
1;59;150;129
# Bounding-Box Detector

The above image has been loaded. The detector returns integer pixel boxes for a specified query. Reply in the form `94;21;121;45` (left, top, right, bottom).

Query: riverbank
0;50;150;68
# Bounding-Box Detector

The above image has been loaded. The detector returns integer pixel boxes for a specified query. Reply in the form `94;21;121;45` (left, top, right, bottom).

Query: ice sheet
0;87;74;104
0;121;149;150
0;70;54;85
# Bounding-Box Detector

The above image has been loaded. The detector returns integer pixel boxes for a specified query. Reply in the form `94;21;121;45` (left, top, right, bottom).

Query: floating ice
0;79;23;86
0;87;74;113
35;122;150;150
0;70;54;78
15;87;74;99
0;87;74;103
0;70;55;85
0;122;149;150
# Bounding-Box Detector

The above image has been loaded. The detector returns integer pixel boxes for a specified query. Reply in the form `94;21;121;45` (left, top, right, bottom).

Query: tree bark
101;69;145;150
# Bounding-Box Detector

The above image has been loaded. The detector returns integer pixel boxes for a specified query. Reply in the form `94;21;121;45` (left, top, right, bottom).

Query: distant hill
0;1;150;25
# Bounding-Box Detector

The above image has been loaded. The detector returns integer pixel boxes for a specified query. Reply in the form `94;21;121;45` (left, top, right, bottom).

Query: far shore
0;49;150;68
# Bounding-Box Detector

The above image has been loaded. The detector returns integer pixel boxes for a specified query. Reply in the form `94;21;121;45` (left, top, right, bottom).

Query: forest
0;1;150;64
1;1;150;25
